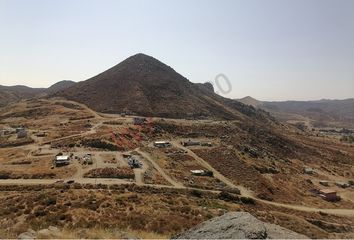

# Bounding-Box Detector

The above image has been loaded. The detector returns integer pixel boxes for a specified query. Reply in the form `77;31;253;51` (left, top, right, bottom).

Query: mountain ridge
0;80;75;107
237;96;354;128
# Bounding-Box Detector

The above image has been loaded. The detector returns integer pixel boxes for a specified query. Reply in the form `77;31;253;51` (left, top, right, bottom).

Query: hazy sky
0;0;353;101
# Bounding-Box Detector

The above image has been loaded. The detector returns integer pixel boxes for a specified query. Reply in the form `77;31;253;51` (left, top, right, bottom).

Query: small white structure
153;141;171;148
54;155;70;167
190;169;213;177
304;168;315;175
319;180;329;187
190;170;205;175
335;182;350;188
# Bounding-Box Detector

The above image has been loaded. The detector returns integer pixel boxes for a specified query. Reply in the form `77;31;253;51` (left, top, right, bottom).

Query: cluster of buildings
0;127;28;139
54;153;94;167
303;166;352;202
316;180;352;202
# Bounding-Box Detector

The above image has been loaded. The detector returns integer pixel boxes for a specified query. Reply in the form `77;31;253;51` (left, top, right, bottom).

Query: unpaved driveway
136;148;184;188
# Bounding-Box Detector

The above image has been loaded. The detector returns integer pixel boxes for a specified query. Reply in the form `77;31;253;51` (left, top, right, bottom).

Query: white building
153;141;171;148
54;155;70;167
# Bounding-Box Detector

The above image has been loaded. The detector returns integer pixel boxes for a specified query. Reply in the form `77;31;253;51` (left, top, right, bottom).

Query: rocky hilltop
175;212;308;239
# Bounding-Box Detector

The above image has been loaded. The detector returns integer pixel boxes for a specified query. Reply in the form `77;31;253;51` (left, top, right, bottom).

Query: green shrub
190;189;203;198
240;196;256;205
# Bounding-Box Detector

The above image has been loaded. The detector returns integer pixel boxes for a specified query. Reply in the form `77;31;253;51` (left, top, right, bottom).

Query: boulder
37;226;61;238
174;212;308;239
17;229;36;240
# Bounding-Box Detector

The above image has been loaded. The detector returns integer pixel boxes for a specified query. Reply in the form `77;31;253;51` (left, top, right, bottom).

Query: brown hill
237;96;354;128
0;81;76;108
0;85;45;107
45;80;76;94
55;53;269;120
237;96;263;108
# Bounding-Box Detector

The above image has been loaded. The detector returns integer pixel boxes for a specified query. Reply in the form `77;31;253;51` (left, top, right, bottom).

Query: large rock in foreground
174;212;308;239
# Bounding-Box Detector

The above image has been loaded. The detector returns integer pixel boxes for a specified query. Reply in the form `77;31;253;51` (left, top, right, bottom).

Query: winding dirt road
136;149;184;188
2;101;354;218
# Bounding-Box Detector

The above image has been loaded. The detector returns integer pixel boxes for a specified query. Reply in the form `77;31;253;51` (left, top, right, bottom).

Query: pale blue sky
0;0;353;100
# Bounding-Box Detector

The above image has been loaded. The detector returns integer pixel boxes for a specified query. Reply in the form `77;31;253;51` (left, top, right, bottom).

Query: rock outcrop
18;226;61;239
174;212;308;239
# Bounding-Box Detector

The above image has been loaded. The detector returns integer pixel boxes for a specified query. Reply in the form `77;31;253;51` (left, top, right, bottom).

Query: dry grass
84;167;135;179
0;188;230;238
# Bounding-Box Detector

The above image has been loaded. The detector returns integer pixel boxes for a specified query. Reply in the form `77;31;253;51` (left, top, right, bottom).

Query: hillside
0;81;75;107
45;80;76;94
0;85;45;107
54;53;269;120
237;97;354;128
1;98;354;239
238;96;263;108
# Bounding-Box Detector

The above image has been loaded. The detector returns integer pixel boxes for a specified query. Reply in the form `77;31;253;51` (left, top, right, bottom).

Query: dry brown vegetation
84;167;135;179
0;184;353;239
0;149;77;179
0;185;235;238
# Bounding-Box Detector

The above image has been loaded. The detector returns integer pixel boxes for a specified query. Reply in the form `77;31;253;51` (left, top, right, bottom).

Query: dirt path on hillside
0;176;353;217
133;157;148;185
257;198;354;216
136;149;184;188
42;120;103;145
46;99;103;119
169;141;354;217
171;140;240;190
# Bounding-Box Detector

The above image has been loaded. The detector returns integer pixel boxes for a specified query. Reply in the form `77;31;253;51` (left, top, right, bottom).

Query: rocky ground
174;212;308;239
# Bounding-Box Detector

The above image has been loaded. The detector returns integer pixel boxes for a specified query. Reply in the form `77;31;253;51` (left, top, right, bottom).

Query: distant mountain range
0;81;75;107
237;96;354;128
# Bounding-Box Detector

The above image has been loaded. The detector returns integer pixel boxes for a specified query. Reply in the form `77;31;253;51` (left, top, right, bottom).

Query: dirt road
171;140;239;190
133;156;148;185
2;102;354;218
1;176;353;217
136;149;184;188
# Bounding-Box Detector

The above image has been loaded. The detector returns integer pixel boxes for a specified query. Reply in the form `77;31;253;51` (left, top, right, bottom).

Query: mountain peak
54;54;267;120
118;53;172;71
237;96;262;108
